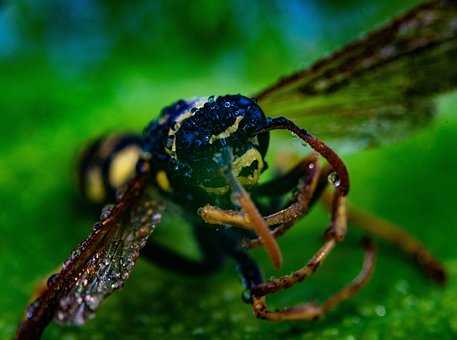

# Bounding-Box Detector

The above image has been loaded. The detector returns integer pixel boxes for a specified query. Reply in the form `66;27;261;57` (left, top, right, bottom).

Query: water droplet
230;193;241;207
111;282;122;289
56;311;65;321
324;328;339;336
84;295;98;310
92;222;102;231
26;301;40;320
328;171;341;187
208;96;215;103
244;326;255;333
73;304;86;326
151;213;161;225
395;280;409;294
241;289;252;303
115;188;126;201
47;273;60;287
192;327;205;335
351;316;361;324
375;305;386;317
224;101;230;108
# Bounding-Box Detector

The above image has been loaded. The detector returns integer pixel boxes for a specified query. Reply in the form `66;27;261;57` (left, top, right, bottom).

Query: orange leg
321;193;446;284
252;238;376;320
249;191;347;298
199;154;322;237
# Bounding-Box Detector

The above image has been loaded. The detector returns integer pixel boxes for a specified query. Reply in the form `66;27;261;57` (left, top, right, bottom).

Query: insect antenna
221;148;283;270
256;117;350;196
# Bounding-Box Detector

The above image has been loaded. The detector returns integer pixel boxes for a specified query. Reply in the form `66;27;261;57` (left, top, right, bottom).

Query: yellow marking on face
109;146;141;188
200;147;264;196
156;170;172;192
209;116;244;144
86;167;105;203
232;148;264;187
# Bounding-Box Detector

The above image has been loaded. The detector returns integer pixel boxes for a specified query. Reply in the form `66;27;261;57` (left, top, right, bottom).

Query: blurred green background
1;0;457;339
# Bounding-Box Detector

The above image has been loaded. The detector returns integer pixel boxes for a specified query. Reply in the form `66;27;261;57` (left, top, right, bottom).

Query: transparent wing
256;0;457;152
16;171;164;339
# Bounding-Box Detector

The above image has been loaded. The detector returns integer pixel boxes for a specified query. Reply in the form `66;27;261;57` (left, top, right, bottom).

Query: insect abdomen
78;133;143;204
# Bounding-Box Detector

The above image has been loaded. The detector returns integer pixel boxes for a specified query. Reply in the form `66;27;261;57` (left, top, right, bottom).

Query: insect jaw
199;146;265;195
219;148;283;269
231;147;264;187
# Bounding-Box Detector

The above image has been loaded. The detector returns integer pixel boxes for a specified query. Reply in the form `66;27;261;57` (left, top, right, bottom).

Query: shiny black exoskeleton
78;94;272;210
77;94;270;297
142;95;271;207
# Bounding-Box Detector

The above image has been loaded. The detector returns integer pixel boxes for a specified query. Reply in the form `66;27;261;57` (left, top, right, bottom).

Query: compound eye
79;134;143;205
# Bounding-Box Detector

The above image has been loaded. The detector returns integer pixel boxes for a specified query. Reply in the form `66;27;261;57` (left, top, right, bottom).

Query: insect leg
141;226;225;276
258;117;349;195
245;153;323;247
321;192;446;284
201;116;350;240
309;159;446;284
249;186;347;300
231;250;264;303
254;153;322;225
254;153;321;196
216;229;263;302
199;153;322;235
251;238;375;321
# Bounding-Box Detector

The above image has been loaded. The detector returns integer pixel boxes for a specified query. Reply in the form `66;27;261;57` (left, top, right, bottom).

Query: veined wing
16;170;164;339
256;0;457;152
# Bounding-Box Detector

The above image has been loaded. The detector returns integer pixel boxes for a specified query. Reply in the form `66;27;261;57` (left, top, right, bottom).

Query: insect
16;1;457;338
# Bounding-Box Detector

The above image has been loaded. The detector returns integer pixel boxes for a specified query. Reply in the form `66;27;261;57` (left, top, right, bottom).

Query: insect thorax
143;95;270;202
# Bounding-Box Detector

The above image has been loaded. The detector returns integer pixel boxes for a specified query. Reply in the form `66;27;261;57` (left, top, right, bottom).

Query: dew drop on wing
100;204;115;220
26;300;40;320
47;273;60;288
92;222;102;231
151;212;161;225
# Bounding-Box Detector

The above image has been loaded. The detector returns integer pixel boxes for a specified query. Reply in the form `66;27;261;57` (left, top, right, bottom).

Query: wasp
16;1;457;338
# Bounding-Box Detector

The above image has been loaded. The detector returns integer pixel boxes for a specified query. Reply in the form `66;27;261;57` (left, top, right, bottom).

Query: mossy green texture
1;1;457;339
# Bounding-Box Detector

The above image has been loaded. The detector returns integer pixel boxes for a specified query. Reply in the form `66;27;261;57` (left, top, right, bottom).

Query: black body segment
78;133;143;204
143;95;270;207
